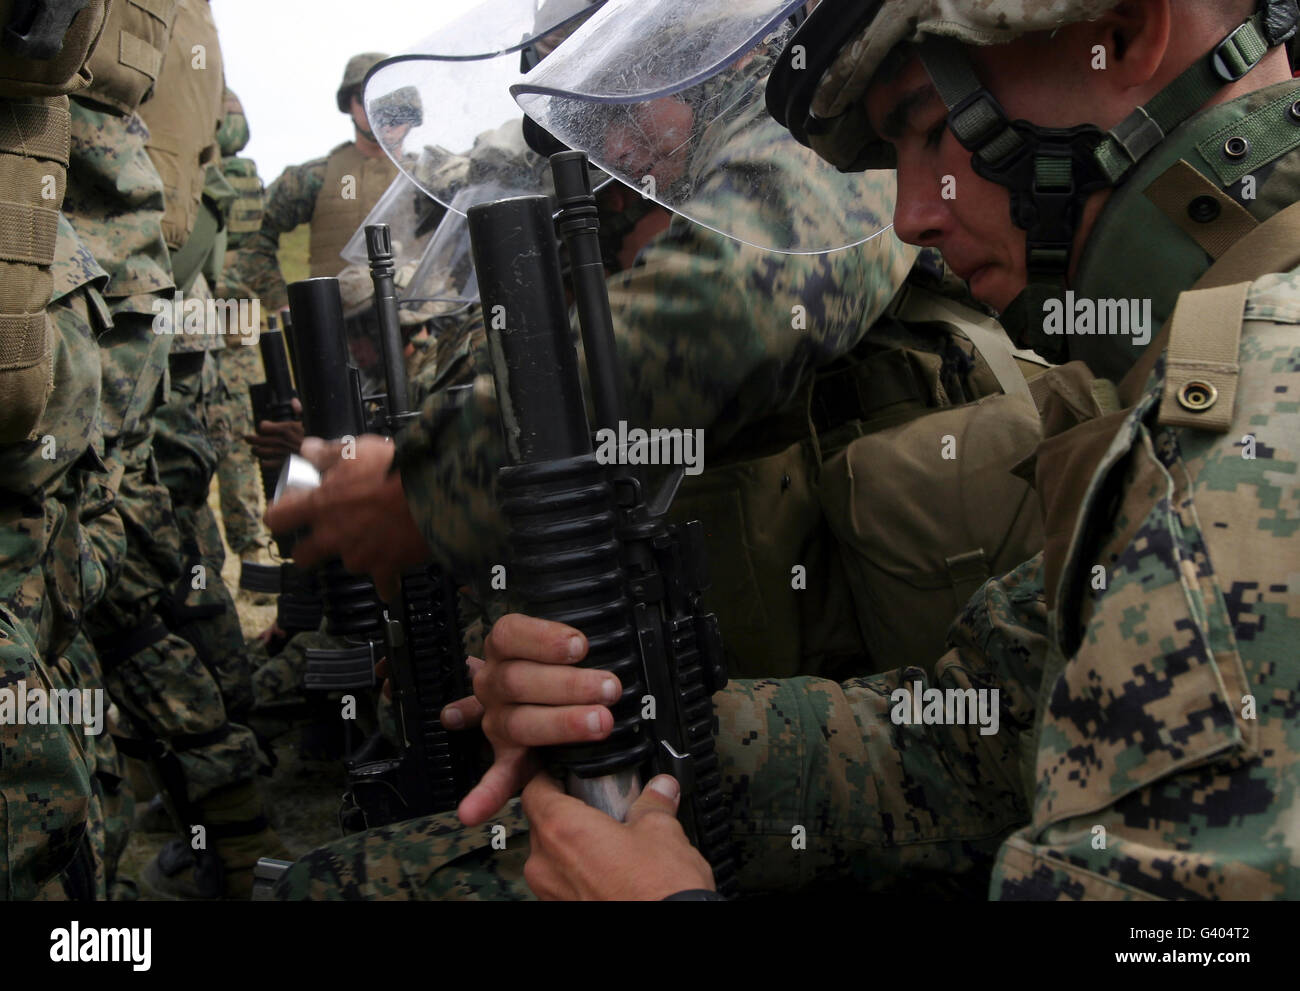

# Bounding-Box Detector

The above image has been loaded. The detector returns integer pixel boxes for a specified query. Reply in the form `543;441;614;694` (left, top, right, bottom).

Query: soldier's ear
1096;0;1173;90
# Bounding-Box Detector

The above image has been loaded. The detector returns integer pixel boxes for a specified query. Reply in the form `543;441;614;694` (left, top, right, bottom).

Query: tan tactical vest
139;0;223;251
81;0;178;116
669;284;1047;681
0;0;108;97
309;142;398;278
0;0;110;442
223;159;264;240
0;95;71;442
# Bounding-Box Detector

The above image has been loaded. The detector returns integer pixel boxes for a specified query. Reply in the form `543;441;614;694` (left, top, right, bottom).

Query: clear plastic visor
340;172;444;270
402;198;481;315
365;52;559;217
510;0;894;253
397;0;604;59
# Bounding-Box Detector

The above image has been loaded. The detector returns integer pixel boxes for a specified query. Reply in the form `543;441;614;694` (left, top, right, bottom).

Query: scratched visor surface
509;0;895;253
364;1;603;216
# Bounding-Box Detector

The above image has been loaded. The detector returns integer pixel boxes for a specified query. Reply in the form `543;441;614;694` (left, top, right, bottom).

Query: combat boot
140;781;290;900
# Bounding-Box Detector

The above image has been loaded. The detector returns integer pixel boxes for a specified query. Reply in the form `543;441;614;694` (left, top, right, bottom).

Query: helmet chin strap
916;2;1295;363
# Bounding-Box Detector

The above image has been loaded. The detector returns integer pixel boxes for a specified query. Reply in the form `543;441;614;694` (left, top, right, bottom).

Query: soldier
138;0;256;719
278;0;1300;900
65;0;283;900
264;4;1054;895
271;20;1045;685
211;87;276;589
231;52;419;314
0;0;116;901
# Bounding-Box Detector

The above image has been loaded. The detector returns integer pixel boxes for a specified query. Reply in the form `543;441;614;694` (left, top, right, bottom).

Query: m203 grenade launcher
469;151;736;895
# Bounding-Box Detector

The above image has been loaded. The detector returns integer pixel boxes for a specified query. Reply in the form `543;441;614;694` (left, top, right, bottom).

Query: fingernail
586;710;604;734
601;678;619;703
648;775;679;801
443;707;464;730
567;635;585;660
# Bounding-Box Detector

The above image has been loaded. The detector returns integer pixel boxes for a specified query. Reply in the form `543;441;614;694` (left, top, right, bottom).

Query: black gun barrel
284;276;384;648
550;151;624;435
471;194;650;818
474;171;735;892
364;223;412;422
469;196;591;466
286;277;364;440
258;314;295;413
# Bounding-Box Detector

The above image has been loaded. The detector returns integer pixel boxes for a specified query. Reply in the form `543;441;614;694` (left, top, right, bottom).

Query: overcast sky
211;0;461;183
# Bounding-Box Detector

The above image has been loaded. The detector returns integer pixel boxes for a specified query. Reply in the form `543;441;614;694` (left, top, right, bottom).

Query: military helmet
338;52;389;112
768;0;1299;171
218;87;250;156
765;0;1298;357
369;84;424;129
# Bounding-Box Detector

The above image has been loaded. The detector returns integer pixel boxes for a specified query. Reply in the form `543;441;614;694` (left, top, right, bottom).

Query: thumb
299;436;344;472
626;774;680;826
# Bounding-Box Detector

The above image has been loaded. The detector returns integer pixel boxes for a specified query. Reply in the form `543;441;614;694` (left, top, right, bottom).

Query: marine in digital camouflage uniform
0;0;117;901
274;32;1046;685
0;220;117;901
210;87;273;563
276;0;1300;900
229;53;411;314
140;0;256;720
270;89;1045;904
63;0;280;900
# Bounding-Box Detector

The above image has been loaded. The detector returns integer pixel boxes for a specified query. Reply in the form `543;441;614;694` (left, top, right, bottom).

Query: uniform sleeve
396;210;917;582
709;552;1047;895
231;159;325;313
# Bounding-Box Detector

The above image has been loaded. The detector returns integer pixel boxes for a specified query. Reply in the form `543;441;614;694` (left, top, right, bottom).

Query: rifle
282;279;388;761
247;313;297;523
240;313;323;636
469;151;736;894
284;270;479;829
330;224;480;828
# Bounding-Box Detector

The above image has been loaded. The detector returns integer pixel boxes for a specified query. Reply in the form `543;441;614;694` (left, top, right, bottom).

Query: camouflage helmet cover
791;0;1124;170
369;84;424;128
339;52;390;111
218;87;250;155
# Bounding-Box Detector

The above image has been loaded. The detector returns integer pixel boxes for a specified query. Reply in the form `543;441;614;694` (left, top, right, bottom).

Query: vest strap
1157;281;1252;433
0;100;71;165
1143;159;1259;259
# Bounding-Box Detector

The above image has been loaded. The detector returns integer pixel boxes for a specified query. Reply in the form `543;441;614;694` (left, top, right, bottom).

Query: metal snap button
1188;196;1220;223
1223;136;1250;159
1177;380;1218;411
1290;100;1300;123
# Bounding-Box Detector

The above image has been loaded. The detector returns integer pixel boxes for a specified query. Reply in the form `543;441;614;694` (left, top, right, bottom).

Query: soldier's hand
246;398;304;469
452;614;620;827
521;771;714;900
264;434;430;599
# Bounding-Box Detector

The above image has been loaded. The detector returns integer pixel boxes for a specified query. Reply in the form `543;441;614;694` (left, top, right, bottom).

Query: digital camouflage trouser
209;343;268;557
0;504;102;901
153;347;254;719
0;298;118;901
86;314;263;812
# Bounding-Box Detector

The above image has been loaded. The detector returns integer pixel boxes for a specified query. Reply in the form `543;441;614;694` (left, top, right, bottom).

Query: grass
278;224;311;286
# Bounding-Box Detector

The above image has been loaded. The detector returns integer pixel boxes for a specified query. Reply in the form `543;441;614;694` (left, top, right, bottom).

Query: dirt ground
116;477;351;898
